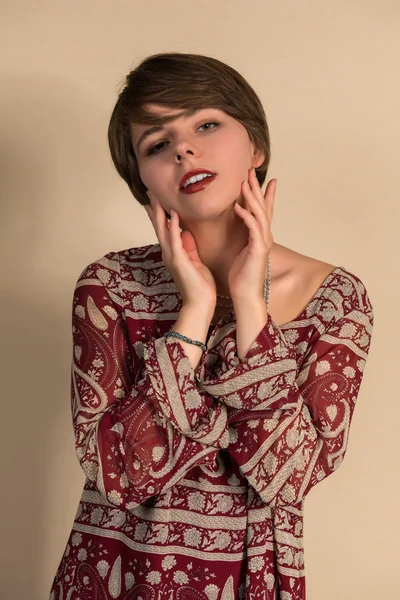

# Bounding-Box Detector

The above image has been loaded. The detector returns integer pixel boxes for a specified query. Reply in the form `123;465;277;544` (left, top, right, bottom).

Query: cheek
142;166;173;202
136;163;147;188
226;149;251;184
223;134;251;166
140;165;157;191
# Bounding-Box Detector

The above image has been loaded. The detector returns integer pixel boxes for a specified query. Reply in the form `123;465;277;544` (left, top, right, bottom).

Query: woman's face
130;104;264;223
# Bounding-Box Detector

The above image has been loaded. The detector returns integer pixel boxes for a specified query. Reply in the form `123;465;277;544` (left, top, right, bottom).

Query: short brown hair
108;52;271;206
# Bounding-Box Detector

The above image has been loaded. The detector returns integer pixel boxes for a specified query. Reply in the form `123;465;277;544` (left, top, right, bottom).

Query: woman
49;53;374;600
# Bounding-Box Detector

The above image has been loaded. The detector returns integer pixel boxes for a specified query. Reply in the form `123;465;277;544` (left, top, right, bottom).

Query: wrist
170;305;214;371
233;296;267;313
181;302;216;323
175;305;213;340
234;298;269;360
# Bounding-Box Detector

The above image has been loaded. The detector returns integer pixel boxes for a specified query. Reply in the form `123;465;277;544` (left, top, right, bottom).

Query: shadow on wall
0;72;111;600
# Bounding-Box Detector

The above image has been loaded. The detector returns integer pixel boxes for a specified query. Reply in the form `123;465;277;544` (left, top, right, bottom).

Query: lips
179;168;216;189
180;174;216;195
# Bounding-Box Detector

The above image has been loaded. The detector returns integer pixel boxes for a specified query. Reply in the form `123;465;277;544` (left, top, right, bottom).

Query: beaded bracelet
162;330;207;352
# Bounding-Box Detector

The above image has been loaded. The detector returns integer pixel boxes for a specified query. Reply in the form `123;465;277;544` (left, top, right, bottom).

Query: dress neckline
207;265;344;331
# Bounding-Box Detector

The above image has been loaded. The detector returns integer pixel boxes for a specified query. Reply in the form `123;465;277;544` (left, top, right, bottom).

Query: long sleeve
196;273;374;506
71;257;229;511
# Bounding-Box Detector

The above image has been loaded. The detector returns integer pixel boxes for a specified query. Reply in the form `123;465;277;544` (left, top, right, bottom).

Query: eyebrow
135;108;204;153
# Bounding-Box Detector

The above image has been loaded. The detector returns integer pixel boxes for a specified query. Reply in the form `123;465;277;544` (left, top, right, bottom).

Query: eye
147;141;167;156
146;121;219;156
198;121;218;131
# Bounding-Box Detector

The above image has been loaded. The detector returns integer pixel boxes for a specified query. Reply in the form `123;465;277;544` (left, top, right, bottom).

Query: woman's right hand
144;192;217;311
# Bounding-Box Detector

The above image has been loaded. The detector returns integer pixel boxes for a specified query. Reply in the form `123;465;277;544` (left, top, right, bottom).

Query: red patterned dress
49;243;374;600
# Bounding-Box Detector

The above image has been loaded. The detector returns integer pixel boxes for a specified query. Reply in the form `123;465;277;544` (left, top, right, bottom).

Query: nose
173;137;197;163
176;149;194;162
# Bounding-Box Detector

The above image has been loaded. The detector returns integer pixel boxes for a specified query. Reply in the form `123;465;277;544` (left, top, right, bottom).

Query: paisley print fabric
49;243;374;600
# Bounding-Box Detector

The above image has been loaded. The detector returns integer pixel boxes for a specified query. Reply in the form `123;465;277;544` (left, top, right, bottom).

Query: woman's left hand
228;168;276;301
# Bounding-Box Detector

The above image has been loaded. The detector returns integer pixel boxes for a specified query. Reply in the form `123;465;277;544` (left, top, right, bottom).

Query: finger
264;179;276;223
234;201;264;248
245;171;268;220
249;170;275;225
147;192;170;252
241;181;268;241
168;208;185;257
242;181;266;217
249;168;266;205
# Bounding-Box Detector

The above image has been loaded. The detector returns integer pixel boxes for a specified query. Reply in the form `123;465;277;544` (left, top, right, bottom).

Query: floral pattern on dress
49;244;374;600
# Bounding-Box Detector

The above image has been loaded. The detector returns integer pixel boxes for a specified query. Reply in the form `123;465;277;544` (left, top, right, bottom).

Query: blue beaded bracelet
162;330;207;352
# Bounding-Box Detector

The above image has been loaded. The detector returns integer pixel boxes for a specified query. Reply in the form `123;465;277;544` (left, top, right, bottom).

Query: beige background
1;1;398;598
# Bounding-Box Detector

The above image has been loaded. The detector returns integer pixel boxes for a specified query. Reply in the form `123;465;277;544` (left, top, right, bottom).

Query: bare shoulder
268;244;338;324
297;254;338;287
271;244;337;283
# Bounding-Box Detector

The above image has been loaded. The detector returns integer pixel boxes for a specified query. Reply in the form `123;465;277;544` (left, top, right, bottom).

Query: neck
180;210;279;297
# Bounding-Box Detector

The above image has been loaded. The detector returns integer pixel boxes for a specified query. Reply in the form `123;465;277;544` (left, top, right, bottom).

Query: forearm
234;298;269;360
171;304;214;371
145;304;230;448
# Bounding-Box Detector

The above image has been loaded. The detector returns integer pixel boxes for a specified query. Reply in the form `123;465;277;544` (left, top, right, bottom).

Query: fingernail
243;181;250;188
170;208;174;216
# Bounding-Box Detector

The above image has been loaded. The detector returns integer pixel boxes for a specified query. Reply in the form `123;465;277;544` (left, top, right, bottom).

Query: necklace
215;255;271;310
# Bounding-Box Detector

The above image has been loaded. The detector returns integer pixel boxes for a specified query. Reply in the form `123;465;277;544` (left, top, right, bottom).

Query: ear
250;144;265;169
